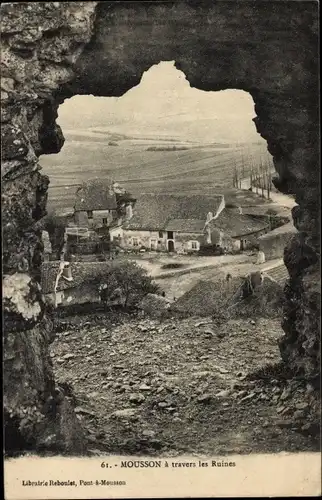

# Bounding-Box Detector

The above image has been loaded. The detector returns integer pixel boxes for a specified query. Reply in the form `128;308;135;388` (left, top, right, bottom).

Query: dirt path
50;313;319;457
133;254;252;278
240;178;297;210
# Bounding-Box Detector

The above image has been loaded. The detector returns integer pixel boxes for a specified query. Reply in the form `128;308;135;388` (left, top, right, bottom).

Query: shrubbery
98;261;160;308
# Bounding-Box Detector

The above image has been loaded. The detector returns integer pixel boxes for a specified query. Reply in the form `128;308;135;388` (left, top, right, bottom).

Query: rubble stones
158;402;168;409
295;402;310;411
129;393;145;404
197;394;213;404
48;312;319;457
139;384;152;391
216;390;231;398
113;409;138;419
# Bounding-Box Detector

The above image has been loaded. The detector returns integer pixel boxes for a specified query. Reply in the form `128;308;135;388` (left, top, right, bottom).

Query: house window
191;241;199;250
102;218;108;225
159;231;163;238
132;237;139;247
167;231;174;239
87;210;93;219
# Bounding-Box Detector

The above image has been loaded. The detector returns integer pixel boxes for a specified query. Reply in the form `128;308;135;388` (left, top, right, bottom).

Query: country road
240;178;297;210
134;253;252;279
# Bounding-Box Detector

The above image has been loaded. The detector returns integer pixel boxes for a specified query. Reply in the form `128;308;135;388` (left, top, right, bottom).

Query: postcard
2;1;320;498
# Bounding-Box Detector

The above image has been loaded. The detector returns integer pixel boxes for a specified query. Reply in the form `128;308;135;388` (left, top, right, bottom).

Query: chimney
206;225;212;244
126;204;133;220
62;262;73;282
206;211;213;223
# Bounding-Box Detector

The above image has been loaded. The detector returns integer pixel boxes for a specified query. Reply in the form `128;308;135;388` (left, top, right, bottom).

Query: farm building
66;179;135;256
120;193;225;253
170;272;284;319
73;178;135;231
207;208;270;252
40;260;113;307
258;222;297;260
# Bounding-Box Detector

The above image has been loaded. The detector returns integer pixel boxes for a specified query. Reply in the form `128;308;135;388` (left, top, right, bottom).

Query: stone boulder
138;293;171;319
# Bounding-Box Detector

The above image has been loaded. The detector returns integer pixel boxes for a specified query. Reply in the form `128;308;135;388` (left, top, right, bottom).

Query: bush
99;261;160;308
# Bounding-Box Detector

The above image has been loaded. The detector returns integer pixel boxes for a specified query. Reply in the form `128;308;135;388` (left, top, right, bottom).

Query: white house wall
110;227;124;241
122;229;167;250
75;210;115;228
122;229;205;253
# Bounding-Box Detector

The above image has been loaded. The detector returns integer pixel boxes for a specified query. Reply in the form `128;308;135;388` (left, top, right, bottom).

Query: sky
58;61;262;144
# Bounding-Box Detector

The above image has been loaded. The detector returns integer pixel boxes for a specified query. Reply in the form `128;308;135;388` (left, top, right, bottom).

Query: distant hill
57;62;265;145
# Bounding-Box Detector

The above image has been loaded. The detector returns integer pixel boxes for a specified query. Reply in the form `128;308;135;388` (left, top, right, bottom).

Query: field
39;130;273;213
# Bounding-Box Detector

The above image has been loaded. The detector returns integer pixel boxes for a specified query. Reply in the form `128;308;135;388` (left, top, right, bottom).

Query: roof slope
41;261;112;294
258;221;297;240
171;275;283;319
171;278;243;317
74;178;117;211
264;264;289;285
209;208;269;237
165;218;206;233
124;193;223;231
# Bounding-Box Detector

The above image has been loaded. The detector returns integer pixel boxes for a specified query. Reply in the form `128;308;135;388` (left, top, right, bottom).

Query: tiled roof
258;222;297;240
243;205;291;217
41;261;112;294
264;264;289;286
209;208;269;237
124;193;224;231
74;179;117;211
164;219;206;233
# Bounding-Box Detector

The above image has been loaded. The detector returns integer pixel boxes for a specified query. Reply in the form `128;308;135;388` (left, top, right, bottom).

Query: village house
65;179;135;256
118;193;271;254
66;186;274;256
258;221;297;261
119;193;226;253
73;178;135;231
40;260;113;307
207;207;270;252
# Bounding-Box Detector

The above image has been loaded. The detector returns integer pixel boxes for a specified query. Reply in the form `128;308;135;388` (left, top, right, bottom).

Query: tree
267;172;272;200
250;167;253;191
99;261;160;308
96;231;111;256
98;273;119;306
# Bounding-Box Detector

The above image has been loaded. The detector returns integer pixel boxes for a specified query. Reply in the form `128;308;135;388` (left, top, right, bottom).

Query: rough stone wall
1;1;319;454
2;1;98;455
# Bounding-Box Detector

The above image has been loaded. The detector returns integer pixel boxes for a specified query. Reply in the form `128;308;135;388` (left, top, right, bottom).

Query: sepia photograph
2;0;321;498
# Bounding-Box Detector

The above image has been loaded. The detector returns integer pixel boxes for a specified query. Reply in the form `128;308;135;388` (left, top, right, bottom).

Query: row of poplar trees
232;147;274;199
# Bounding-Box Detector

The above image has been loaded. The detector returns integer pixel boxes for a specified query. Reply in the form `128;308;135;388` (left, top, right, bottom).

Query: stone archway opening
40;61;274;216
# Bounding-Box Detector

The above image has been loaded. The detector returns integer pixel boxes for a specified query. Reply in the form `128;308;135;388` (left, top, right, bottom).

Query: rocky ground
50;311;320;457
